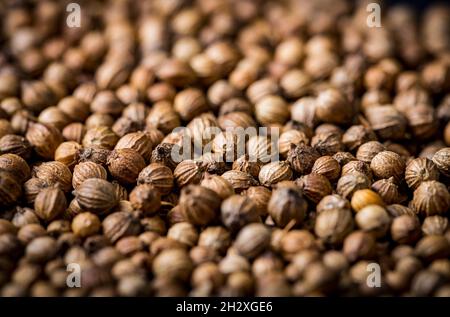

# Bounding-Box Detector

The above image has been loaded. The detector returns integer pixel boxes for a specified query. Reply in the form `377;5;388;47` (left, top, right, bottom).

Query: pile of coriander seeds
0;0;450;297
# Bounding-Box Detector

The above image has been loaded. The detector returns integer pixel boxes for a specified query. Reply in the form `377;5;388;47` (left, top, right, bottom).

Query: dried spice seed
72;162;108;190
26;122;63;159
370;151;405;182
137;163;174;195
72;212;101;238
0;153;30;183
316;194;351;213
34;187;67;221
0;171;22;207
0;0;449;298
221;195;260;233
268;186;307;228
115;132;153;162
311;156;341;181
74;178;118;214
371;177;404;205
33;161;72;193
0;134;32;159
350;189;385;212
259;161;293;187
222;170;258;192
432;148;450;177
336;172;371;200
390;215;421;244
315;208;353;245
102;212;141;243
107;149;146;185
129;184;161;215
234;223;271;259
200;174;234;200
179;185;221;226
287;144;320;175
411;181;450;216
82;126;119;150
356;141;386;164
55;141;82;169
355;205;391;238
296;173;332;204
174;160;205;188
405;158;440;189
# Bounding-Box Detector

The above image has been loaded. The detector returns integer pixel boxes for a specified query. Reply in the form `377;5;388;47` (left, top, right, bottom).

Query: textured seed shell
137;163;174;195
297;173;332;203
82;126;119;150
76;147;110;167
26;122;63;159
23;174;51;206
259;161;293;187
422;216;448;236
371;151;405;182
72;162;108;189
234;223;271;259
316;194;350;213
315;88;352;124
55;141;82;169
311;132;344;156
218;111;256;130
336;172;371;199
129;184;161;215
200;174;234;199
96;62;132;90
33;161;72;192
390;215;421;244
255;95;290;126
232;155;261;178
34;187;67;221
156;59;196;87
0;153;30;183
351;189;385;212
75;178;118;214
187;112;219;147
244;186;272;216
311;156;340;181
411;181;450;216
0;134;32;159
278;130;309;158
432;148;450;177
247;135;275;163
174;160;204;187
152;248;193;281
107;148;146;185
102;211;141;243
365;106;406;139
114;132;153;162
371;177;403;204
355;205;391;238
342;160;373;180
146;102;181;135
222;170;258;192
315;208;354;244
405;158;439;189
179;185;221;226
356;141;386;163
0;171;22;206
287;144;320;174
174;88;209;121
268;187;307;228
415;235;450;262
221;195;259;232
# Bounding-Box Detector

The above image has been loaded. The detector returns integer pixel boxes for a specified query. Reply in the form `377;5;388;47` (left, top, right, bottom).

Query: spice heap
0;0;450;297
